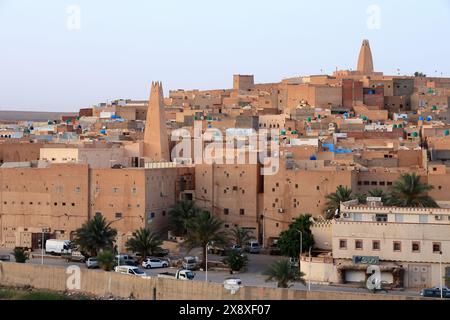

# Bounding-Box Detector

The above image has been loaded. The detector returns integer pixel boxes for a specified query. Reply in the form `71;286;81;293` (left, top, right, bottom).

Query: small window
433;242;442;253
224;208;229;215
371;181;377;186
240;209;245;216
339;239;347;249
393;241;402;252
376;214;388;222
412;242;420;253
355;240;363;250
387;182;393;186
364;181;370;186
115;212;123;219
372;240;380;251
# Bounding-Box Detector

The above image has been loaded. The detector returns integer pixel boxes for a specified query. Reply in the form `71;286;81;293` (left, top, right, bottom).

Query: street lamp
440;251;443;299
297;230;303;274
205;242;211;283
38;224;50;265
110;217;123;267
308;247;312;291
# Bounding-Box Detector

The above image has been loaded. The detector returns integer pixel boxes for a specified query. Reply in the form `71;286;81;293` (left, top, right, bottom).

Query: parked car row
420;287;450;298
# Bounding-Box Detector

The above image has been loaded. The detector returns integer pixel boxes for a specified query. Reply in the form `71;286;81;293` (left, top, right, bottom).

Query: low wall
0;262;423;300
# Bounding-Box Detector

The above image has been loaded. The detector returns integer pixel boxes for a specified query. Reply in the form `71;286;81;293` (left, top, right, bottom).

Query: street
0;248;420;298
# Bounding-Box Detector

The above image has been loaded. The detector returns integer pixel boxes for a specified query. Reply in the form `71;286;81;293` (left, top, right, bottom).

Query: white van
114;266;146;277
45;239;71;255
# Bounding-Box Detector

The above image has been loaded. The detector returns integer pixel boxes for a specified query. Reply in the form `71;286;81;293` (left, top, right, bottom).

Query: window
75;187;81;193
115;212;123;219
433;242;442;253
372;240;380;251
379;181;385;186
393;241;402;252
113;187;119;193
355;240;363;250
240;209;245;216
71;203;75;207
339;239;347;250
224;208;229;215
371;181;377;186
376;214;388;222
357;181;362;186
364;181;370;186
412;242;420;253
387;182;393;186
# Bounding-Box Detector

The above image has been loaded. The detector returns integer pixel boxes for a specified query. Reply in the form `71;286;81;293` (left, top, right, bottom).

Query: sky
0;0;449;112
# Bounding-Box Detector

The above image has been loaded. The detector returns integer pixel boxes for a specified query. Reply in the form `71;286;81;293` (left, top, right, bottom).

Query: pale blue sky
0;0;449;111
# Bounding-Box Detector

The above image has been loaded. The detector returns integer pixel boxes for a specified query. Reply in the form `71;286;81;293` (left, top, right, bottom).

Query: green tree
354;193;367;204
184;211;229;269
12;247;29;263
414;71;426;77
368;188;389;204
168;200;201;236
277;215;314;258
97;250;115;271
73;214;117;257
230;227;253;247
222;251;248;273
388;173;438;208
125;228;163;260
325;186;353;219
264;259;306;288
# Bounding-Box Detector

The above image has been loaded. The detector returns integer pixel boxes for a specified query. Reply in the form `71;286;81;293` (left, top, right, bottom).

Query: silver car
85;257;99;269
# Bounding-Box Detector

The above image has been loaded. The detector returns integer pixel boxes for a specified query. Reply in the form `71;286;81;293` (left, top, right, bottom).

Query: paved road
1;249;420;297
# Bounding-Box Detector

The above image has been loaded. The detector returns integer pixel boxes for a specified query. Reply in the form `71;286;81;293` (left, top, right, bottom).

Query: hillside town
1;39;450;297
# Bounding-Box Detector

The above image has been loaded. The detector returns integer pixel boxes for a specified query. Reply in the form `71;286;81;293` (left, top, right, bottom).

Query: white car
223;278;242;286
142;258;169;269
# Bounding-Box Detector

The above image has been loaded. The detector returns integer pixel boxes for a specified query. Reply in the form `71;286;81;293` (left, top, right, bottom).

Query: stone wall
0;263;424;300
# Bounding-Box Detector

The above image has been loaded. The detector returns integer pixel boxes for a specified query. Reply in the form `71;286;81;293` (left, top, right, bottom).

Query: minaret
143;81;170;162
357;39;374;74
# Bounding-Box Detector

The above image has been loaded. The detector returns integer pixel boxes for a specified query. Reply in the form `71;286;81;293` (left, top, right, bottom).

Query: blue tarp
322;143;353;154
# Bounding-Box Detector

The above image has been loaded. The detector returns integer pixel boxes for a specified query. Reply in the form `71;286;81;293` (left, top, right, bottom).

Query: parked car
116;254;135;263
223;277;242;286
142;258;169;269
269;243;282;256
420;287;450;298
45;239;71;255
182;256;198;270
0;254;11;262
244;241;261;254
158;269;195;280
85;257;99;269
114;266;147;277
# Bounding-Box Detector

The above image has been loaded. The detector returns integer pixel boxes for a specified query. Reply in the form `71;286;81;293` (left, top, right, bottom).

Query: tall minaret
357;39;374;74
143;81;170;162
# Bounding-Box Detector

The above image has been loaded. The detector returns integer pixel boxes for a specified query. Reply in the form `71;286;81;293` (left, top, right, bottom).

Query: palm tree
184;211;229;269
125;228;163;260
230;227;253;247
97;250;115;271
368;188;389;204
388;173;438;208
264;259;306;288
169;200;201;236
73;214;117;257
325;186;353;219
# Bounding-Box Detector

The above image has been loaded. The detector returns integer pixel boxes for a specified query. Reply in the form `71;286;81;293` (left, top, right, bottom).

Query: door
408;265;430;288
